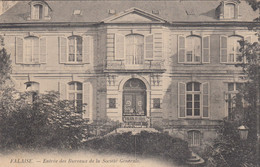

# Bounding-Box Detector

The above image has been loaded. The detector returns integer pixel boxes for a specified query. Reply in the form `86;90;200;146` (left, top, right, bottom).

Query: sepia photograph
0;0;259;166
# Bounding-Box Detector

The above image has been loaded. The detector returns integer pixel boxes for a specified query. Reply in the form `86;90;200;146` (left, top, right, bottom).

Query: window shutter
59;37;67;63
178;36;185;63
202;82;209;118
33;38;40;63
44;6;48;17
83;82;93;120
202;36;210;63
83;36;93;64
58;82;67;100
145;34;153;60
220;36;228;63
40;37;47;63
16;37;23;64
115;34;125;60
178;82;186;118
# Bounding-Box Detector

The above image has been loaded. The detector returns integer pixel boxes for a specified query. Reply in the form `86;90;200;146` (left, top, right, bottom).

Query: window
68;36;83;62
32;4;43;20
225;82;244;120
15;36;47;64
224;3;235;19
186;82;201;117
220;36;250;63
178;36;210;63
153;98;161;109
109;98;116;108
178;82;209;118
59;36;93;64
188;130;201;147
68;82;83;112
24;37;39;64
125;34;144;65
228;36;242;63
186;36;201;63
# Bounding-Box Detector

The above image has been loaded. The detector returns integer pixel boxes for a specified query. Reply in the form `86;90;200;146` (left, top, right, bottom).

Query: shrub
84;131;190;164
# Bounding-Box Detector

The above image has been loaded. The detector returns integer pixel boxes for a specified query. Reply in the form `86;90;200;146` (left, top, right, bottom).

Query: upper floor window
224;3;235;19
32;4;43;20
178;82;209;118
125;34;144;65
15;36;47;64
59;35;93;64
178;35;210;64
29;1;51;20
68;82;83;113
68;36;83;62
114;33;154;63
220;36;251;63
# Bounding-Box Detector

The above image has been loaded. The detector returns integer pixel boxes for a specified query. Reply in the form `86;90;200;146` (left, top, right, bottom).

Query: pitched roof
0;0;258;24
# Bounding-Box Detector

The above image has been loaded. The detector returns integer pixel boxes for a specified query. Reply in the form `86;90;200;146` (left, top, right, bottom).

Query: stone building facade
0;0;259;147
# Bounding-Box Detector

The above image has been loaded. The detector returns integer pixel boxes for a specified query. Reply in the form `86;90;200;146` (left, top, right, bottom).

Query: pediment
102;8;167;23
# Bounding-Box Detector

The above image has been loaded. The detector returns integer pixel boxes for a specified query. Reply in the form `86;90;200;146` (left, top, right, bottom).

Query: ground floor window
68;82;83;112
188;130;201;147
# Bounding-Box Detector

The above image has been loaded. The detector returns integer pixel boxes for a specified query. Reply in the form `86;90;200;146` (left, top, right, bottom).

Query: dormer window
217;1;240;20
29;1;51;20
32;4;43;20
224;3;235;19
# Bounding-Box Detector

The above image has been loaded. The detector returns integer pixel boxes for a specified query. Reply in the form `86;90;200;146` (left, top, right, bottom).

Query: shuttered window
178;35;209;63
16;36;47;64
178;82;209;118
59;35;93;64
68;82;83;113
125;34;144;65
220;36;244;63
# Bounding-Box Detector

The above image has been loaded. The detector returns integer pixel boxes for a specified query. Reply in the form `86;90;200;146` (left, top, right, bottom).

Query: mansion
0;0;259;147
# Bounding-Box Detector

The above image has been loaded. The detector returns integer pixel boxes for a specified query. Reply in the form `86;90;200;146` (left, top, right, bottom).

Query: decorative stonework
151;74;161;86
107;74;117;86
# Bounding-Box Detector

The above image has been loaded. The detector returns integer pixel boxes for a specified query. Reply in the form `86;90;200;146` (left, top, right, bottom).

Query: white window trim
68;36;83;63
125;34;145;65
67;82;83;112
185;36;202;64
186;83;202;118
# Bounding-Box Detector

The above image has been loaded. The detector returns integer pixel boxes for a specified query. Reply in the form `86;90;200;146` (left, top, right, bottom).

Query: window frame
68;82;83;113
225;82;244;120
152;98;161;109
188;130;201;147
186;82;201;118
125;34;145;65
224;3;236;19
108;98;116;109
24;36;39;64
68;36;83;63
185;36;202;63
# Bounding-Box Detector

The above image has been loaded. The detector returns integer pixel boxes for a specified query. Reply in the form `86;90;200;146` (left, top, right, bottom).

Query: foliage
0;47;12;86
204;35;260;166
0;91;88;151
84;131;190;164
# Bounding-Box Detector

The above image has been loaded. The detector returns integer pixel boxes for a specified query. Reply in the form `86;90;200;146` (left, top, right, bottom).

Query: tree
0;36;88;151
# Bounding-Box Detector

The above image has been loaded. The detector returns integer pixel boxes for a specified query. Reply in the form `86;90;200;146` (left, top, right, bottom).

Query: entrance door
123;79;146;116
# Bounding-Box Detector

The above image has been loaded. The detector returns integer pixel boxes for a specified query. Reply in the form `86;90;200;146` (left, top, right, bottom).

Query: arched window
125;34;144;65
24;36;39;63
188;130;201;147
224;3;235;19
228;36;242;63
186;82;201;117
186;36;201;63
68;36;83;62
68;82;83;112
32;4;43;20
